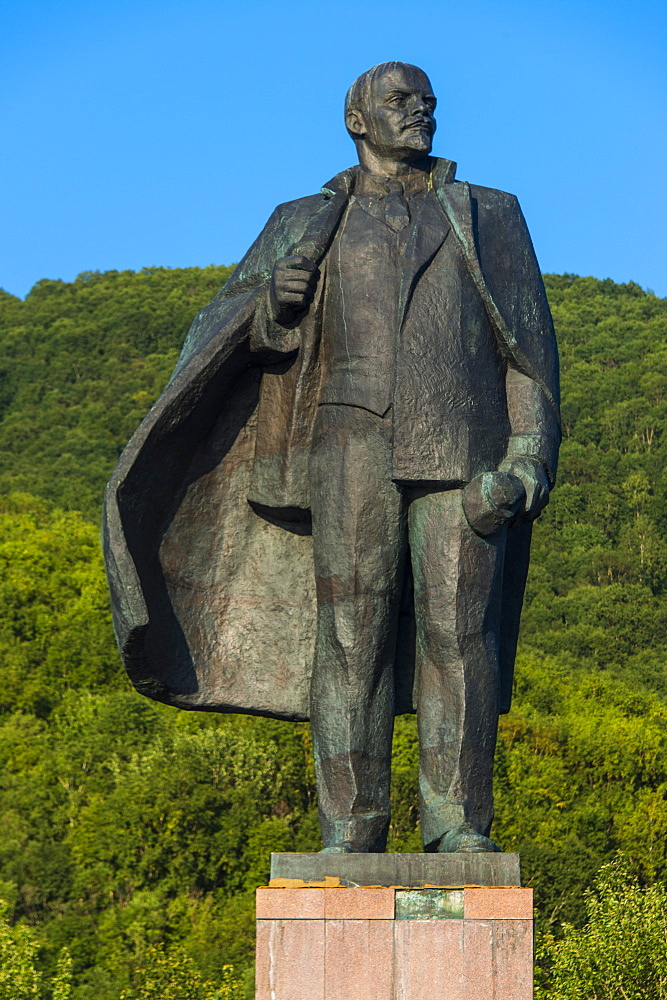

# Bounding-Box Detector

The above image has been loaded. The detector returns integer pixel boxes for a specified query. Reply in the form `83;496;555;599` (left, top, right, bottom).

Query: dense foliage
0;267;232;515
0;267;666;996
536;857;667;999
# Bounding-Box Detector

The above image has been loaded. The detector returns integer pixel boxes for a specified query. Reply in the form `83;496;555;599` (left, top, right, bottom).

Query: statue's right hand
270;255;320;326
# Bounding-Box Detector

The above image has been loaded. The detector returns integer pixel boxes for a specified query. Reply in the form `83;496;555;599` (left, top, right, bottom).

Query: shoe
437;828;501;853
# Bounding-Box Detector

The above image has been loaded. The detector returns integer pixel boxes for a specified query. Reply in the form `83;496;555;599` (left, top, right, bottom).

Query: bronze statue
103;62;560;854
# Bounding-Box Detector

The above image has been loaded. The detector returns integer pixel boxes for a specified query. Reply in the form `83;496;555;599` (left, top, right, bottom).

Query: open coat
102;158;560;720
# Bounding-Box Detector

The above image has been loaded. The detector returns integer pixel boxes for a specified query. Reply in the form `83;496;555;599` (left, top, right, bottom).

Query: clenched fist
269;255;320;326
498;457;551;521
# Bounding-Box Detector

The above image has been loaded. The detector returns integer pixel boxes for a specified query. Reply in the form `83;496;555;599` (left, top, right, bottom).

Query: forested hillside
1;268;666;998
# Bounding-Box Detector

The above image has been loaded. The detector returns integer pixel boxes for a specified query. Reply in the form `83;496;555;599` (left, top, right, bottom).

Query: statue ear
346;109;366;138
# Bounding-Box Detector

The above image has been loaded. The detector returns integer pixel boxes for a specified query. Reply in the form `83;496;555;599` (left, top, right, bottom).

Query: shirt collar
354;163;432;198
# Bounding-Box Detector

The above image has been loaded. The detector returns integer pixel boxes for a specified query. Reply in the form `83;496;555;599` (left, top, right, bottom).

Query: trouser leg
409;488;505;851
309;405;406;851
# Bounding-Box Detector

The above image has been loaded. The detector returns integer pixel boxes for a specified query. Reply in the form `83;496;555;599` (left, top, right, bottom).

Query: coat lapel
290;168;355;264
435;171;561;422
397;157;455;328
398;196;449;328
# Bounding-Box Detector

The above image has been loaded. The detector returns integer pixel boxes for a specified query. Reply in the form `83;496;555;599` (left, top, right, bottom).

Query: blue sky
1;0;666;299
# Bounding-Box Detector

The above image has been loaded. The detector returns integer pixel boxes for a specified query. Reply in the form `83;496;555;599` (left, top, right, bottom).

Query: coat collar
321;157;457;198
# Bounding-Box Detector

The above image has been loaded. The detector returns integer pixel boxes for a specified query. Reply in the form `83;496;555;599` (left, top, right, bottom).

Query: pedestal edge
269;852;521;887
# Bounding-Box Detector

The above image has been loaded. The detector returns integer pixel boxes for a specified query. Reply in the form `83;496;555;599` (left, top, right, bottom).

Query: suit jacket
102;158;560;720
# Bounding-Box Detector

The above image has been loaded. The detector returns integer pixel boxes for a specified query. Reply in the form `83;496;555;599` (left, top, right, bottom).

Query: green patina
395;889;464;920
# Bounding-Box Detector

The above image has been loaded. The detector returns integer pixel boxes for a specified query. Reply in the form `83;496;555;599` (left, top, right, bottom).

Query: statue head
344;62;437;167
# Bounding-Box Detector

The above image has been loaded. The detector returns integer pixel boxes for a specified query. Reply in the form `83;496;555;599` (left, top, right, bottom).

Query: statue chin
400;136;432;156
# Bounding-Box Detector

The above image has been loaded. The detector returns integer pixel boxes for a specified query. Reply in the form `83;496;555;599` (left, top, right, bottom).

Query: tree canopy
0;267;666;997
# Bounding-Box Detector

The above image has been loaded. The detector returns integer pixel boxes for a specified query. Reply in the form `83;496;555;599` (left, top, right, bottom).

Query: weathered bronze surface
103;63;560;854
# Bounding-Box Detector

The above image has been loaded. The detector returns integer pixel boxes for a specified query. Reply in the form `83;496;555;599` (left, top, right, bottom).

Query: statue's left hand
498;457;550;521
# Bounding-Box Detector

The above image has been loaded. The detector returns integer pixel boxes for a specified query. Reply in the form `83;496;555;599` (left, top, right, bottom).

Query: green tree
0;900;72;1000
119;947;242;1000
536;858;667;999
0;494;121;717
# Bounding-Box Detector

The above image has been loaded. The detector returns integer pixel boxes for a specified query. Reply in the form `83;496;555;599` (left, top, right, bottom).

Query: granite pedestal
256;854;533;1000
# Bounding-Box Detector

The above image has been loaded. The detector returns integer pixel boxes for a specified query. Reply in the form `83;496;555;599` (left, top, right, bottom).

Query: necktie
383;179;410;232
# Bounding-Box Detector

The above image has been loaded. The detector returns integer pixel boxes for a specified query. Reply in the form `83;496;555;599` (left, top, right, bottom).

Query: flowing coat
102;158;560;720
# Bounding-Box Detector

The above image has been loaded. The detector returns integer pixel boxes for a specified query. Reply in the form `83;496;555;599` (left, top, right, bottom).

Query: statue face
348;65;437;160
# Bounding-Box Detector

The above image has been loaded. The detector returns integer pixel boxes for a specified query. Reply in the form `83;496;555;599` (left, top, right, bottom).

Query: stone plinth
256;855;533;1000
270;851;521;887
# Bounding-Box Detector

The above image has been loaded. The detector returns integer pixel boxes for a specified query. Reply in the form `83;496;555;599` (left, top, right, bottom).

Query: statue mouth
402;119;433;134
